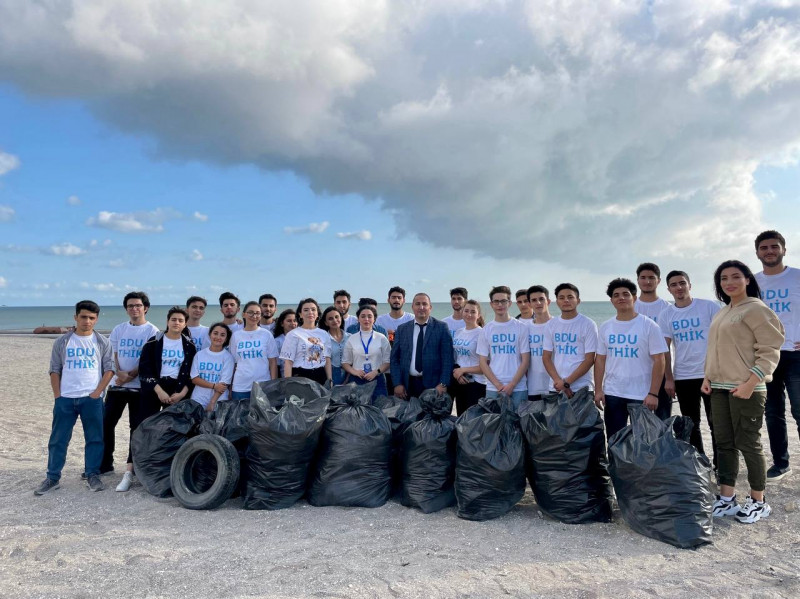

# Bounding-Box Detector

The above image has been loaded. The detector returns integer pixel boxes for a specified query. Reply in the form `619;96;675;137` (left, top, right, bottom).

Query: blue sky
1;2;799;306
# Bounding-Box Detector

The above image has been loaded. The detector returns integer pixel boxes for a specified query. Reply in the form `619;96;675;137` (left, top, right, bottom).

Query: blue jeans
765;351;800;469
604;394;643;441
46;395;104;481
331;366;347;386
350;373;388;398
485;389;528;410
230;391;251;401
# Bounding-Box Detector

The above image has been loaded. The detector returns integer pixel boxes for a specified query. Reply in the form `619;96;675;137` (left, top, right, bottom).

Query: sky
1;0;799;306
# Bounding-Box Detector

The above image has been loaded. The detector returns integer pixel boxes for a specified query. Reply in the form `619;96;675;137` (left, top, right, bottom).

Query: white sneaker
115;472;135;492
735;496;771;524
712;495;740;517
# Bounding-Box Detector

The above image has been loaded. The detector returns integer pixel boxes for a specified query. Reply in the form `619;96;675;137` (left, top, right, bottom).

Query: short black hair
388;286;406;298
207;322;232;348
358;297;378;308
515;289;528;299
554;283;580;298
666;270;690;285
123;291;150;309
606;278;637;297
755;230;786;250
167;306;189;321
333;289;351;301
186;295;207;307
450;287;468;299
218;291;240;307
713;260;761;305
75;300;100;315
636;262;661;278
526;285;550;300
489;285;511;299
258;293;277;304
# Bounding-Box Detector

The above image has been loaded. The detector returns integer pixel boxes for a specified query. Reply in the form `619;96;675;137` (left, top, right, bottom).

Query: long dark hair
273;309;296;337
713;260;761;305
319;306;342;332
295;297;321;327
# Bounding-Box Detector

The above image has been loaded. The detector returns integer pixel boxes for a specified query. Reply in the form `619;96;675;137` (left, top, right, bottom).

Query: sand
1;335;800;599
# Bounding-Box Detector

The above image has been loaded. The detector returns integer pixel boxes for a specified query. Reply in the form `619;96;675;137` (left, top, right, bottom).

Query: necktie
415;322;427;373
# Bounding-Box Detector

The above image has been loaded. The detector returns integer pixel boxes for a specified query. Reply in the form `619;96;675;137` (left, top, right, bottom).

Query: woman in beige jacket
702;260;784;524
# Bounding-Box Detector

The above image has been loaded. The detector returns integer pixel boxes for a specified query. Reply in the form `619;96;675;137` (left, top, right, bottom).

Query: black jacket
139;332;197;395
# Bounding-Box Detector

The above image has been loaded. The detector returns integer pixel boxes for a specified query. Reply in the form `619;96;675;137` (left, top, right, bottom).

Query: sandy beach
2;335;800;599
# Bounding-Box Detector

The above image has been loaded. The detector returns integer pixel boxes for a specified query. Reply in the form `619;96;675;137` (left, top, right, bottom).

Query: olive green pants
710;389;767;492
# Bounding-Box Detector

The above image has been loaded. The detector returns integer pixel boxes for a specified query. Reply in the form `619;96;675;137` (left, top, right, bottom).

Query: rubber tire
170;434;240;510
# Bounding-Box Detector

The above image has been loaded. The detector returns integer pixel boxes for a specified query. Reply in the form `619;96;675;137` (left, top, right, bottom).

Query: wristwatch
563;381;571;389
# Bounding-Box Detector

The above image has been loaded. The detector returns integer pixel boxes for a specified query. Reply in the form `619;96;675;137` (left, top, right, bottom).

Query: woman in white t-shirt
450;299;487;415
281;298;332;385
229;301;279;400
342;305;391;398
272;309;298;377
320;306;350;386
190;323;235;412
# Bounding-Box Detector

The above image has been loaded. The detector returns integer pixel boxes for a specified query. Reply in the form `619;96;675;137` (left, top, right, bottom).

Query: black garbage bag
608;405;713;548
243;377;329;510
213;398;251;444
374;393;423;495
132;399;206;497
401;389;457;513
518;389;613;524
455;395;526;521
308;383;392;507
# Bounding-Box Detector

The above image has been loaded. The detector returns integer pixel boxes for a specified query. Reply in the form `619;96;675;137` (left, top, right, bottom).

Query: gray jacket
49;330;115;376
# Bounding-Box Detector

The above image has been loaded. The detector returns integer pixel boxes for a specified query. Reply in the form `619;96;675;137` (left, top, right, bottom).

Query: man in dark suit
390;292;453;399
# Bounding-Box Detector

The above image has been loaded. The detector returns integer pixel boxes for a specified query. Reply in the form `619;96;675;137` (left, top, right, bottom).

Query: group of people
37;230;799;527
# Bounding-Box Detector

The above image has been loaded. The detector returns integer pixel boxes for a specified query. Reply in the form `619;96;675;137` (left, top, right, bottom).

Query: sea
0;302;618;332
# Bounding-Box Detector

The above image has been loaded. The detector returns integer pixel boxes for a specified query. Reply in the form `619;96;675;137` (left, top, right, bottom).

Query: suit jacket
390;316;453;390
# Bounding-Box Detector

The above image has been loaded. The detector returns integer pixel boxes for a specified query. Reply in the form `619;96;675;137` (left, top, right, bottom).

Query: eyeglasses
126;304;145;309
491;299;510;305
244;311;262;317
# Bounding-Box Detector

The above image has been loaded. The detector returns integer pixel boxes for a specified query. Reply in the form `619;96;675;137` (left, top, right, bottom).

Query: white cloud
193;211;208;221
86;207;181;233
336;230;372;240
0;205;14;222
284;221;330;235
67;195;81;206
47;242;87;256
190;248;203;261
2;2;799;266
0;276;7;288
107;259;125;268
0;152;20;176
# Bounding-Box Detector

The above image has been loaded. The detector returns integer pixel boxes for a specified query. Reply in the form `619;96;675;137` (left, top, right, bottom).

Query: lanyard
359;330;374;356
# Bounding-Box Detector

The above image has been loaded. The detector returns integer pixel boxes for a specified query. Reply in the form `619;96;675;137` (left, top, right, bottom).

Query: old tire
170;434;240;510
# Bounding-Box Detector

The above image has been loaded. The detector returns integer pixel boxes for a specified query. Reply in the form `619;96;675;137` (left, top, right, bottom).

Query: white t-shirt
230;328;279;392
160;337;185;379
226;322;244;333
635;297;670;323
280;327;331;370
476;319;530;393
518;317;534;325
109;321;159;389
452;326;486;385
60;334;102;398
343;315;358;331
659;299;721;380
259;322;276;333
597;315;668;401
188;325;210;352
275;334;287;377
376;312;414;338
527;321;551;395
442;316;467;339
190;348;235;407
755;266;800;351
342;330;391;371
542;314;598;392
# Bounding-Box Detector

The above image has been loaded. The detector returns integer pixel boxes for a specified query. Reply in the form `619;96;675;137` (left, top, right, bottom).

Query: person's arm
479;355;503;391
390;329;406;398
738;308;785;399
593;354;606;408
91;370;115;399
664;338;676;398
283;359;294;378
153;384;171;404
268;357;278;380
206;390;223;412
500;352;530;396
564;353;595;388
542;350;562;390
438;326;454;392
50;372;61;399
643;353;666;411
324;357;332;382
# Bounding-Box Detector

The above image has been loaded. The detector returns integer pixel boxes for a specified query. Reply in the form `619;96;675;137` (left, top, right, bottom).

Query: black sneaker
767;465;792;482
87;475;105;492
34;478;60;496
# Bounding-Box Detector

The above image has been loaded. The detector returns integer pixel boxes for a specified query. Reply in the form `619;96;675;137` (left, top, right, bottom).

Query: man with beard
377;286;414;395
334;289;358;330
443;287;468;338
219;291;243;333
259;293;278;332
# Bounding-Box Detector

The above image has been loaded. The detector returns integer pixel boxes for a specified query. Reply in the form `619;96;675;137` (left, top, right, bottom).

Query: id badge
363;360;372;374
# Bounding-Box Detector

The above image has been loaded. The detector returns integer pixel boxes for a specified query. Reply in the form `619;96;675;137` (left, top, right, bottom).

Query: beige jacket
705;297;784;391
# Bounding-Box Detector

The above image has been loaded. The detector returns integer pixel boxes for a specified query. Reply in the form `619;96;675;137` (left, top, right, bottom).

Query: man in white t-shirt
259;293;278;332
35;300;115;495
376;286;414;343
594;278;668;440
542;283;598;400
478;285;531;408
186;295;209;351
526;285;554;400
100;291;159;475
635;262;672;419
442;287;468;338
334;289;358;331
515;289;534;324
219;291;243;333
754;230;800;481
660;270;720;467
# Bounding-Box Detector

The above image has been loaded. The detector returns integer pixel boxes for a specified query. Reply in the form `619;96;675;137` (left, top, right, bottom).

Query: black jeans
674;378;717;468
765;351;800;469
655;376;672;420
604;395;641;440
451;381;486;416
293;366;327;386
101;387;140;470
